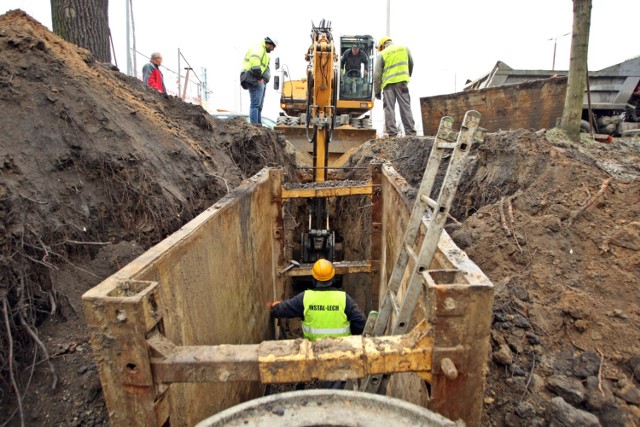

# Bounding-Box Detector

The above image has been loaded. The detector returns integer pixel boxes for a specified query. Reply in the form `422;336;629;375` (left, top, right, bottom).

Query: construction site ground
1;10;639;427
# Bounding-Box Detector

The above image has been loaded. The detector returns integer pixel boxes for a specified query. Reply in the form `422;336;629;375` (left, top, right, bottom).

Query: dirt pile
1;8;639;427
0;10;295;426
346;129;640;425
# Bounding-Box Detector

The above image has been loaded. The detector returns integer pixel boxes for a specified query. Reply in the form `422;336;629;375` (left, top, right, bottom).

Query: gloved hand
375;93;381;100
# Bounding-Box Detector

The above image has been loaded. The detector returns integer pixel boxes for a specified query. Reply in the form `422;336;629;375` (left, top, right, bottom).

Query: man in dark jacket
341;45;368;77
271;258;366;388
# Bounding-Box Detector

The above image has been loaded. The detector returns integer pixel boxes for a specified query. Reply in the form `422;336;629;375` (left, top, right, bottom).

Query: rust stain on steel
258;322;433;383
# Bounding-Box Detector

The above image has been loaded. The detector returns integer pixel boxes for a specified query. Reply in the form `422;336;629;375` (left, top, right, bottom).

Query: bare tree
560;0;592;139
51;0;111;62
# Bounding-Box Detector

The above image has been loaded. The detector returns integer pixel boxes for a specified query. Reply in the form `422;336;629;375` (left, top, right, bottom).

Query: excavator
272;20;376;289
274;20;377;166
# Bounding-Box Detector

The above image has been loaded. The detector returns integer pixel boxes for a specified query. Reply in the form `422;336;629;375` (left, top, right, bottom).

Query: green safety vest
381;44;411;90
242;41;270;75
302;290;350;341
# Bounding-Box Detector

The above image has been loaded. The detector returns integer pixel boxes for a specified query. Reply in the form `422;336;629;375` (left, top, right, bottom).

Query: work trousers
248;81;266;125
382;82;416;136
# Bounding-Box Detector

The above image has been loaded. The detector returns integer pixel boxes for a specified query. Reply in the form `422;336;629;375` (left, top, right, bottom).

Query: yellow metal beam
282;183;373;199
149;321;433;384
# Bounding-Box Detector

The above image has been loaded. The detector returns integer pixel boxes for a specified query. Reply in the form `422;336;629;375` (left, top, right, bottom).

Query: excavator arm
276;26;376;167
305;20;337;183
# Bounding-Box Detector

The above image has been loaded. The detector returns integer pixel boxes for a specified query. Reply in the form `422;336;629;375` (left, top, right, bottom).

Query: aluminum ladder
360;110;484;393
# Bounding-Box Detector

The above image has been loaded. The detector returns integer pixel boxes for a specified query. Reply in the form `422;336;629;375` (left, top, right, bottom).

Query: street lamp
548;32;570;71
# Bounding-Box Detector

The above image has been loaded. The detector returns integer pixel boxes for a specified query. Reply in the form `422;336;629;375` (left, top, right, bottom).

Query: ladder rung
404;243;418;263
435;141;458;150
389;291;400;316
419;194;437;210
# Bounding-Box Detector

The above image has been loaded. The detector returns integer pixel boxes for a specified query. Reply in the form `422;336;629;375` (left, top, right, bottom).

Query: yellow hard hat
311;259;335;282
378;36;391;52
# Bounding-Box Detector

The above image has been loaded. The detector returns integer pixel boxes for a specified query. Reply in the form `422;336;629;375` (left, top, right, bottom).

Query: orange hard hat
311;259;335;282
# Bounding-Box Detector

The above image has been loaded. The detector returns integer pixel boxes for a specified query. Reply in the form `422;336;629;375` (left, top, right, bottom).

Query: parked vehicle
210;112;276;129
445;57;640;136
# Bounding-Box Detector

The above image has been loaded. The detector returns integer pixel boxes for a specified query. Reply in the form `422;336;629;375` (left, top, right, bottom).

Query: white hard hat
265;36;278;47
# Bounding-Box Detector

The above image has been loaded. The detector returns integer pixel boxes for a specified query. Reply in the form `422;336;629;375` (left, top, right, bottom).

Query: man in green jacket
240;37;277;125
373;37;416;137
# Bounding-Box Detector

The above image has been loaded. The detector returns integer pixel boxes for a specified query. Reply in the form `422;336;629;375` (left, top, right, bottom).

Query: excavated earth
1;10;639;427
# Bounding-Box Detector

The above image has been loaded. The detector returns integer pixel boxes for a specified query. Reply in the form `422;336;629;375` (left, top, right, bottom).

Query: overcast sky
3;0;639;135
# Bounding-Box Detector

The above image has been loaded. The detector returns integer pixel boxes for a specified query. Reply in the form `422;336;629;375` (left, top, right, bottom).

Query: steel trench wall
83;164;493;426
83;168;284;426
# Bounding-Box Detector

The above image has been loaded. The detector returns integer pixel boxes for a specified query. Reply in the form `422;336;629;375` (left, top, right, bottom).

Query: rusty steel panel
83;168;284;427
420;78;567;136
370;163;383;306
83;280;161;426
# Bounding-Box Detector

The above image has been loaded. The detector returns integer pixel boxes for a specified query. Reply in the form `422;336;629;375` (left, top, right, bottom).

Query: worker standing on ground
271;259;366;388
373;37;416;137
142;52;166;94
240;37;277;125
341;44;368;76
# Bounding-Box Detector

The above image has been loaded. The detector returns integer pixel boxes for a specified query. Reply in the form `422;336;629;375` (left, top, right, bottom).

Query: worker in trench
271;258;366;389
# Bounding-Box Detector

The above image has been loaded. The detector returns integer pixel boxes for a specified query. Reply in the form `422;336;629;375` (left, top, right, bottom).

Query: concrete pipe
196;389;456;427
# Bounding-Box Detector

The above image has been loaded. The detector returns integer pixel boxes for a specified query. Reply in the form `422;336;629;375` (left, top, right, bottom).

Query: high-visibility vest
381;44;410;90
242;41;270;75
302;290;350;341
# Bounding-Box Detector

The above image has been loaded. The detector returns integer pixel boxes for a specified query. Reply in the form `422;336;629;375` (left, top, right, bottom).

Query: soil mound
0;10;295;425
346;129;640;425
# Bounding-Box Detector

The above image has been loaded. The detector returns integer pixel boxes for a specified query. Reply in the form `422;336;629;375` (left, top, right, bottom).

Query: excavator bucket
275;124;377;166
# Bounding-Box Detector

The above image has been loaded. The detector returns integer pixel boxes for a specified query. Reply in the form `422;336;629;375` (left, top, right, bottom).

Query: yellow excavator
272;20;376;289
274;20;377;166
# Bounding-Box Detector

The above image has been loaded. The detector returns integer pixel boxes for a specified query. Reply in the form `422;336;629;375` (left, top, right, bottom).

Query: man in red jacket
142;52;166;93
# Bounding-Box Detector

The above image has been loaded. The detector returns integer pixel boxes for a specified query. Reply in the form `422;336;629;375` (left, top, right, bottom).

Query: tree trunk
560;0;591;139
51;0;111;63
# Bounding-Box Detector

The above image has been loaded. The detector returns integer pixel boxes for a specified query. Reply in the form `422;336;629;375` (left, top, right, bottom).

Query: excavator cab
338;35;376;105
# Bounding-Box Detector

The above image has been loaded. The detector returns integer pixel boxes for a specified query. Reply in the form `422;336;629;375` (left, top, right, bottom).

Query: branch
596;347;605;398
2;298;24;427
499;197;512;237
567;178;612;227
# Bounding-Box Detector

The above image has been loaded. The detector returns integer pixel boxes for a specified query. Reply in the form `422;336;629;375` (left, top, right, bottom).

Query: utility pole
125;0;131;75
549;31;570;71
386;0;391;36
